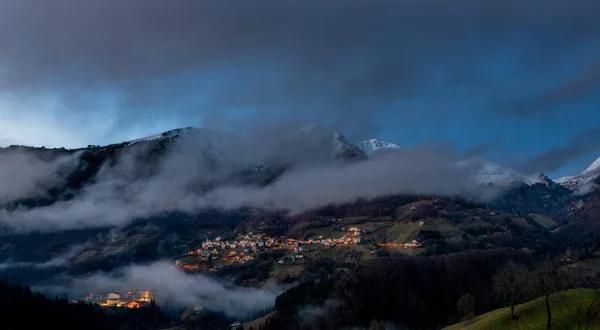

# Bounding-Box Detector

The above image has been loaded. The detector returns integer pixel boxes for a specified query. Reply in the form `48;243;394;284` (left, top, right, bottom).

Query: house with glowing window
124;301;142;309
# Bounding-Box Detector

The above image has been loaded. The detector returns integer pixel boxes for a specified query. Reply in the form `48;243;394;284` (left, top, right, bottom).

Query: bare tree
492;262;530;319
533;261;567;330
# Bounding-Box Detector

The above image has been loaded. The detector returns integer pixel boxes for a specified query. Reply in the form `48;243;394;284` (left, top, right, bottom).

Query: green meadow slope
445;289;600;330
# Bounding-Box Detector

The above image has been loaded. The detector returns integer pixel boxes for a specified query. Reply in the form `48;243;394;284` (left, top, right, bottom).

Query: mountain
125;126;260;168
0;125;587;225
447;158;574;220
0;125;369;211
359;139;401;155
556;156;600;192
490;174;574;221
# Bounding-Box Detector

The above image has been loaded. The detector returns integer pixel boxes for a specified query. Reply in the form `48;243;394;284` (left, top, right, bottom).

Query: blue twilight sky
1;0;600;179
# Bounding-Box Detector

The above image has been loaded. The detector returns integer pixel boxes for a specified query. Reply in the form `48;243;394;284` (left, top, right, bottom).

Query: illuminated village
175;226;366;270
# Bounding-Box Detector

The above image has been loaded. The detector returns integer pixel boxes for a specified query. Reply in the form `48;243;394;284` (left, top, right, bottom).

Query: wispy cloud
0;149;81;204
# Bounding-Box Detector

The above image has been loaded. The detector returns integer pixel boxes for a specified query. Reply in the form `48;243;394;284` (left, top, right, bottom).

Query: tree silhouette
532;261;567;330
493;262;529;319
456;293;476;321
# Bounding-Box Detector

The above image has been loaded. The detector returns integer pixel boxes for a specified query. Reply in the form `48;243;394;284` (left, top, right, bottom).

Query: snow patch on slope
555;175;589;188
556;156;600;191
331;132;367;159
583;156;600;175
126;127;193;145
456;157;542;187
359;139;401;155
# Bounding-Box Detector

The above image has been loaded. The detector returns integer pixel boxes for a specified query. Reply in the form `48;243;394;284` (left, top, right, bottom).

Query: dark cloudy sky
1;0;599;178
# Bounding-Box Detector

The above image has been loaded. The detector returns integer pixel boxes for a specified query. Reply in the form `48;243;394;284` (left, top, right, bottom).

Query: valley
3;3;600;329
1;126;599;330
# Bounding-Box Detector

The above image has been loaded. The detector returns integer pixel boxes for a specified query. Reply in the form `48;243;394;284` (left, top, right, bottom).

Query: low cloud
0;139;494;232
37;261;279;319
574;183;598;196
196;149;493;214
0;150;81;205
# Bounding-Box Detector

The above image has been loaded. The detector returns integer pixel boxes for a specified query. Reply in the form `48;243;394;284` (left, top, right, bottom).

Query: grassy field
428;218;458;233
306;227;346;239
271;264;304;281
387;222;423;243
308;244;377;261
244;312;274;330
528;213;557;229
444;289;600;330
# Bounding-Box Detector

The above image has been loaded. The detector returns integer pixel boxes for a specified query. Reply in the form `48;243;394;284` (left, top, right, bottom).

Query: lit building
135;290;152;302
104;293;122;306
124;301;142;309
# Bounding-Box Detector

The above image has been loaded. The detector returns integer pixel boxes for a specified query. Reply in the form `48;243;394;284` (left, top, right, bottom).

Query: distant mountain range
123;125;599;190
1;124;599;225
125;124;368;166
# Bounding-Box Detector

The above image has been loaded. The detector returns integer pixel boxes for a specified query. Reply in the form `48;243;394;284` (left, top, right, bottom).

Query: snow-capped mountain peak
359;139;401;155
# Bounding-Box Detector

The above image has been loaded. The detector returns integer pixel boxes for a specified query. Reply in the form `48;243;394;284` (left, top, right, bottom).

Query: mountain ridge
1;125;596;226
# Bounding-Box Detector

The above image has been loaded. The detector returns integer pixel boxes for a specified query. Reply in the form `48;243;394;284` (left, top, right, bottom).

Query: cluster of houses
299;226;363;247
183;232;269;265
99;291;154;308
71;291;154;309
197;232;270;252
177;227;366;269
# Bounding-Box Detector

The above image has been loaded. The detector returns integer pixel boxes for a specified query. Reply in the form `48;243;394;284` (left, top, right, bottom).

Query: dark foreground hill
444;289;600;330
266;248;533;330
